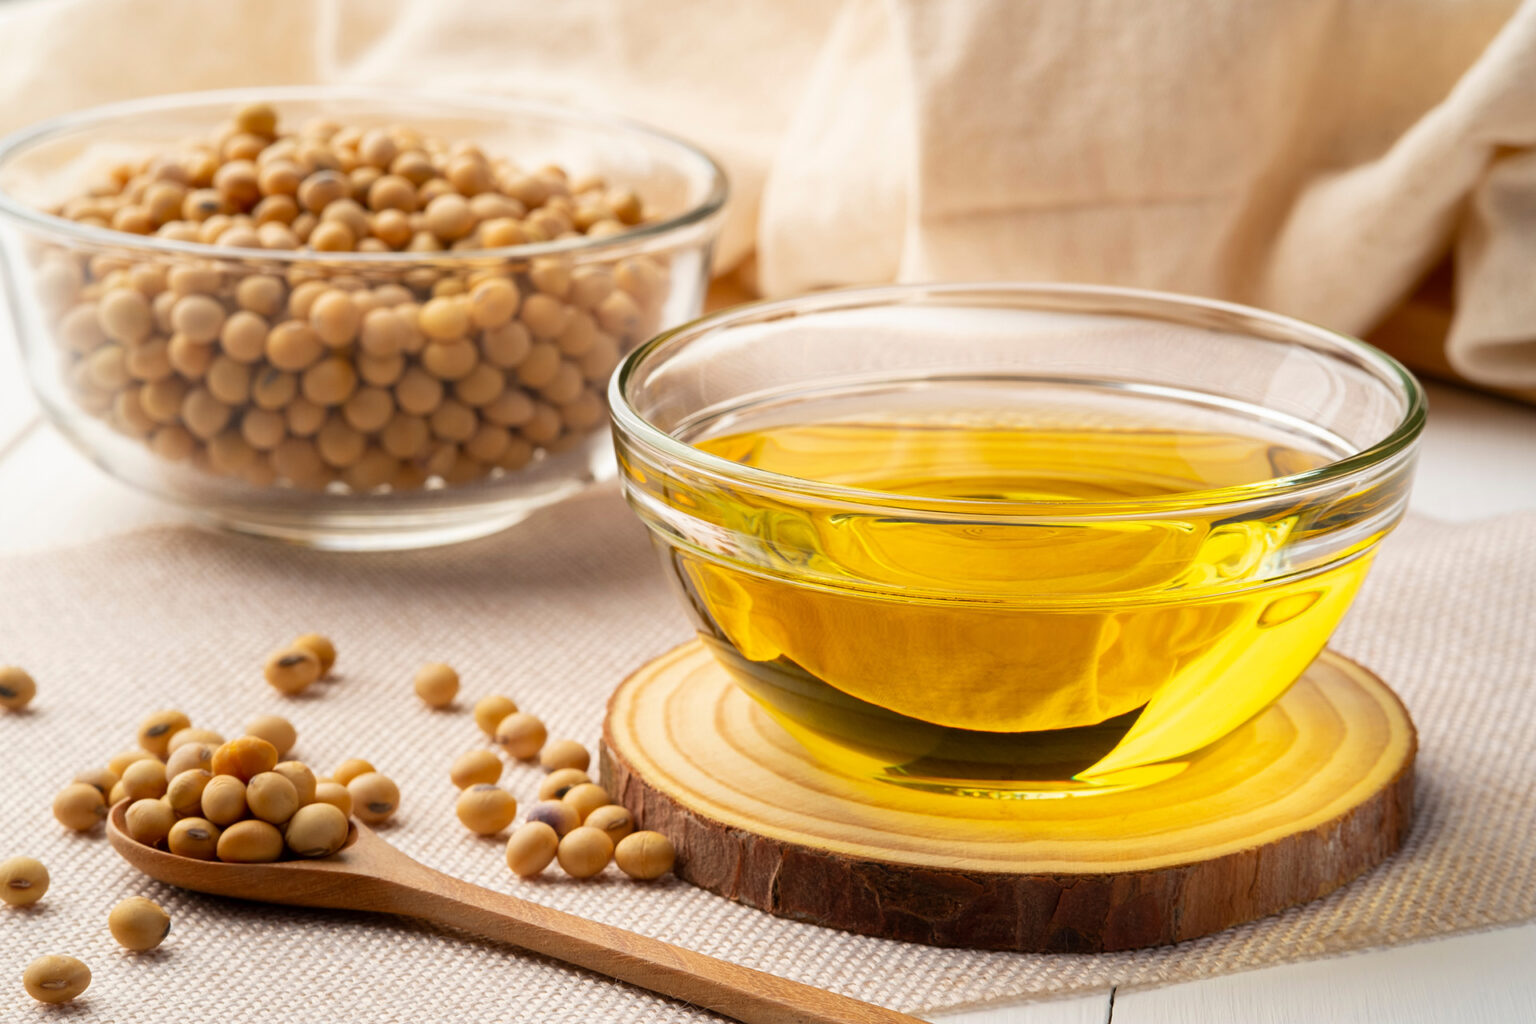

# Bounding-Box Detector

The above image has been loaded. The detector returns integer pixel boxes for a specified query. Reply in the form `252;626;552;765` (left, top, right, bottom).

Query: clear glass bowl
611;283;1425;797
0;87;726;549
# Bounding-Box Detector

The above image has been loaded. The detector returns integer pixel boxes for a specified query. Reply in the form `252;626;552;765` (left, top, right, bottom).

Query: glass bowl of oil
610;283;1425;798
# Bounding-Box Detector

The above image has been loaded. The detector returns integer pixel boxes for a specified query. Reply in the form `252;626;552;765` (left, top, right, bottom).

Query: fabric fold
0;0;1529;392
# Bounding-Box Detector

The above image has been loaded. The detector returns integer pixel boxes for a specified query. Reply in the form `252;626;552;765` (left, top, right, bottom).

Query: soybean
217;819;284;862
450;749;502;789
246;771;300;824
455;784;518;836
166;769;212;816
583;804;635;844
264;647;321;695
120;758;169;800
472;694;518;737
108;753;158;783
348;771;399;825
413;662;459;708
538;739;590;773
108;897;171;951
200;774;248;826
212;736;278;780
505;821;559;877
53;783;107;831
494;712;547;760
291;632;337;674
312;781;353;816
0;857;49;907
167;817;221;859
72;767;119;797
165;741;216;778
284;802;349;857
537;768;591;801
125;798;176;845
332;757;375;786
272;760;318;805
556;826;613;879
525;799;579;838
168;726;224;752
561;782;610;824
22;955;91;1004
244;714;298;757
136;709;192;757
0;666;37;710
614;830;676;880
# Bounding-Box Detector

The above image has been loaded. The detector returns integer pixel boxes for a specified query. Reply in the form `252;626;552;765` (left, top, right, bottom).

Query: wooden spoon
106;803;926;1024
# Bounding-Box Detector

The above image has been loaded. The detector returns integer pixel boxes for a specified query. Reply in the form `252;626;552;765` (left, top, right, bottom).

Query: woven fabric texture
0;489;1531;1021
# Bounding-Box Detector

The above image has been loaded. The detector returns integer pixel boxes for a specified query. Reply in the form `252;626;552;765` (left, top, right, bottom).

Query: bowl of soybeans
0;87;727;549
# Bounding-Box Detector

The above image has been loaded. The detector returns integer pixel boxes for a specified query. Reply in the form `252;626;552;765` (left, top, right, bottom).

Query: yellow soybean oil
657;397;1379;797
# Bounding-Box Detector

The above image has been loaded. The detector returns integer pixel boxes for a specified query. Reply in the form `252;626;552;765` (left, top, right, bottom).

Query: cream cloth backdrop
0;0;1532;389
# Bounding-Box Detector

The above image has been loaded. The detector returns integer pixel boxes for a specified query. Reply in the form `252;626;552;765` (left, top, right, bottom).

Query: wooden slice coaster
601;640;1415;953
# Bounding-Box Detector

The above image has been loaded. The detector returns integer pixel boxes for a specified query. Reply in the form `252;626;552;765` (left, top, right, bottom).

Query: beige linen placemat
0;489;1532;1021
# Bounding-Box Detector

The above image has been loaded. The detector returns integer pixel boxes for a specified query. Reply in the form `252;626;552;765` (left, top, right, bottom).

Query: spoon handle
368;851;926;1024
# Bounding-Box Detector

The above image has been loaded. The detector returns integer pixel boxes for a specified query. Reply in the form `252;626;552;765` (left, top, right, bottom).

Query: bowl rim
0;85;729;263
610;281;1428;516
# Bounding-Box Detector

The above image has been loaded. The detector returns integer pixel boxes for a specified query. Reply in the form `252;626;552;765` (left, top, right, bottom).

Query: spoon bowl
105;801;921;1024
108;801;369;907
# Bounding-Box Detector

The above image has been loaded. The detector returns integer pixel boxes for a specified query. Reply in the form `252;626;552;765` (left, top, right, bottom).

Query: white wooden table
3;314;1534;1022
